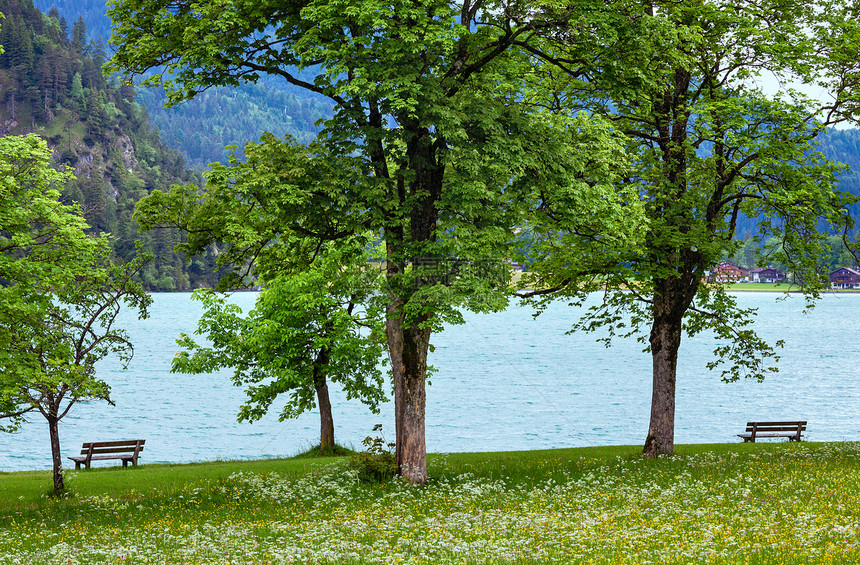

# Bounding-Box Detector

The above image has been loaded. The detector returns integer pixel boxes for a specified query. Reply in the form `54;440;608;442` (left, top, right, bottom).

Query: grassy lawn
724;282;860;293
2;442;859;564
725;282;790;292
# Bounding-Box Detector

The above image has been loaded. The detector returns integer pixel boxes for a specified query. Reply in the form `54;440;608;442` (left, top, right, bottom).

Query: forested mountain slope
32;2;860;179
0;0;222;290
28;0;110;41
729;129;860;238
818;128;860;197
135;78;329;170
33;0;332;169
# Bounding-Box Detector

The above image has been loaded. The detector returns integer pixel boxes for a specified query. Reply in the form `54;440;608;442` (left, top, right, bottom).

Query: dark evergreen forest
817;128;860;202
135;80;330;170
0;0;225;290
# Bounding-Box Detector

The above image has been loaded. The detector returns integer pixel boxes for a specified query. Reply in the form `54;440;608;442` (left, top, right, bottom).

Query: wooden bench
737;421;806;443
68;440;145;469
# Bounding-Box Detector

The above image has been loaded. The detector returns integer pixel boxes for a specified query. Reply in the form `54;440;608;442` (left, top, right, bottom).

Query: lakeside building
707;261;750;283
706;262;788;284
830;267;860;289
750;267;786;283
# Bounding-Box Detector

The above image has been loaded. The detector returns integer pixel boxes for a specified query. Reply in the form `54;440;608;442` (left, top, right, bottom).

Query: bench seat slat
70;454;136;461
79;446;146;455
744;421;807;427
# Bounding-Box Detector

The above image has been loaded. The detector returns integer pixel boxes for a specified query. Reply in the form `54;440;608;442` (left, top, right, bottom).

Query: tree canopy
0;134;101;434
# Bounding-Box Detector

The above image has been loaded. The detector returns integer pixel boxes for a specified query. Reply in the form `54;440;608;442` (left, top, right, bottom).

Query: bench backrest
744;421;806;433
79;439;145;456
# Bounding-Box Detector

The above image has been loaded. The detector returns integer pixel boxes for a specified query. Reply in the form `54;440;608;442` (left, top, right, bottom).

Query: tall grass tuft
291;442;355;459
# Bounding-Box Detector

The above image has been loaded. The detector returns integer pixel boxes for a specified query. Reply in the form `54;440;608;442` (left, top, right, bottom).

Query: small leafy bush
348;424;397;482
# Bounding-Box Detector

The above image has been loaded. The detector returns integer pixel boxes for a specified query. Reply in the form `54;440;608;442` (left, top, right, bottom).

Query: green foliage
291;443;355;459
108;0;652;327
0;134;93;293
347;425;398;483
0;134;100;433
134;134;369;291
138;134;388;436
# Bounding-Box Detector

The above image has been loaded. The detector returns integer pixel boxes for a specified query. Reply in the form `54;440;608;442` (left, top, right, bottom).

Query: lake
1;291;857;472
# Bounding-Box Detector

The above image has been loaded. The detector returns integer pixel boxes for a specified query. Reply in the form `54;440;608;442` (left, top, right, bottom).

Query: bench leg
75;461;81;470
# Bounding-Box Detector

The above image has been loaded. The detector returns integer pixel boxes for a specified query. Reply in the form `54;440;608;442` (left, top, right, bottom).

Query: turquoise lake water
1;291;857;472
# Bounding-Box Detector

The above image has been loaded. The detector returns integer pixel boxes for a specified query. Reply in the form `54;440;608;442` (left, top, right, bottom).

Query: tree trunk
644;285;685;458
382;124;442;484
48;416;64;492
387;309;430;483
312;350;335;451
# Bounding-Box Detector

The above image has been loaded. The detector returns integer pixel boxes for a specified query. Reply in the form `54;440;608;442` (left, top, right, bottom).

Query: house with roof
830;267;860;289
707;261;750;283
750;267;786;283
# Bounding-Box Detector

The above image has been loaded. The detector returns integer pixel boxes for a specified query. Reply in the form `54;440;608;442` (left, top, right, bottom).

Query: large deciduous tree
0;134;151;492
522;0;860;456
111;0;666;481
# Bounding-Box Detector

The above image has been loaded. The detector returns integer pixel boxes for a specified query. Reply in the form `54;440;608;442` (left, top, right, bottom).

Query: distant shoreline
147;285;860;295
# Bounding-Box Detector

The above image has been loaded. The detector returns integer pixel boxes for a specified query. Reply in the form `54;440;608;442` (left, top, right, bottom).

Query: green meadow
724;282;860;293
2;442;859;564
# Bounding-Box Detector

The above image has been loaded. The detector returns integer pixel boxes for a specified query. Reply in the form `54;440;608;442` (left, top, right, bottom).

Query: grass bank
725;282;791;292
2;442;859;564
724;282;860;293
